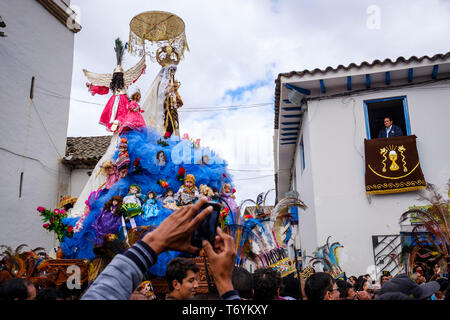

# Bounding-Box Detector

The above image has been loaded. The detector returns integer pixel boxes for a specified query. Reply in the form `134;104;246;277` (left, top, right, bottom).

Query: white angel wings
82;55;146;88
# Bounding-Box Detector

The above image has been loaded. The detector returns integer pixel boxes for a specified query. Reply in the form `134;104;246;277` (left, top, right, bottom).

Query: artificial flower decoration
133;157;142;173
176;167;186;181
157;179;169;189
37;206;74;242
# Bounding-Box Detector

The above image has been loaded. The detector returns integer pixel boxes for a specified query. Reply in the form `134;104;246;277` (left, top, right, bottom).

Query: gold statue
163;68;183;138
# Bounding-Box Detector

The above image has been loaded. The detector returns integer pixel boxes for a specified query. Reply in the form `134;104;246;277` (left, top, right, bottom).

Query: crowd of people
0;197;448;301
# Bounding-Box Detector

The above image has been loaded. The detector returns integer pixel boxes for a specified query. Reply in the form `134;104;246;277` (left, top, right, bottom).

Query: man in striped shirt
82;198;240;300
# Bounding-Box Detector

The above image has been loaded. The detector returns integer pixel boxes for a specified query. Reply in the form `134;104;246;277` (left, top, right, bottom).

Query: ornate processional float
19;11;313;296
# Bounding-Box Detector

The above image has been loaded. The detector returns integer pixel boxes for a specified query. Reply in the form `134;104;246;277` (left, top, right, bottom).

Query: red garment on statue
88;85;130;132
119;101;146;133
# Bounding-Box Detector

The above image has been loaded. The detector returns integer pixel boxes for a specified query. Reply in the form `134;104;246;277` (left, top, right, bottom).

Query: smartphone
190;201;222;248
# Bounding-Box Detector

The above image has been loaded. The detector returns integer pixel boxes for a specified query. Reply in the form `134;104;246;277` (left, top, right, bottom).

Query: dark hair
36;288;65;301
336;279;353;299
143;191;156;204
355;276;368;291
110;72;125;93
436;278;448;292
384;116;393;122
253;268;282;300
165;188;174;196
412;265;423;273
304;272;334;301
0;278;34;300
380;274;390;284
103;195;123;216
166;258;199;292
279;274;300;300
232;267;253;299
348;275;357;283
156;151;166;161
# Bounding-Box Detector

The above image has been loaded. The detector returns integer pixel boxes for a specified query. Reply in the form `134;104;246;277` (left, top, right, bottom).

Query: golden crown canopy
128;11;189;67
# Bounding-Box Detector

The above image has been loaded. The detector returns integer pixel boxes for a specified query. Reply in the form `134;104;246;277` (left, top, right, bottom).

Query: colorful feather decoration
114;38;127;66
399;182;449;274
307;236;344;279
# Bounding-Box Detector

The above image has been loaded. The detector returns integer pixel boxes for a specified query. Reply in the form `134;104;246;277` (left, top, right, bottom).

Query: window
299;137;306;172
19;172;24;198
363;96;411;139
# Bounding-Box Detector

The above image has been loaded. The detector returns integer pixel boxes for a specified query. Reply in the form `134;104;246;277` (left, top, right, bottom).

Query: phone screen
190;202;221;248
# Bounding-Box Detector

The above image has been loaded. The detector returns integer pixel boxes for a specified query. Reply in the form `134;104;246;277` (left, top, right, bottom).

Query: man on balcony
378;116;403;138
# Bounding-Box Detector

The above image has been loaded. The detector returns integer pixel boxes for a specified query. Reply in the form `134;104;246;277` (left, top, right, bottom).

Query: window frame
299;136;306;173
363;96;411;139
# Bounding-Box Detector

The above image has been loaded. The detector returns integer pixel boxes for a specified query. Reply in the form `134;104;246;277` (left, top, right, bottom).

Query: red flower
53;209;60;214
232;188;236;194
133;158;140;166
164;131;171;138
37;206;45;213
178;167;185;176
67;225;73;233
158;179;169;189
222;173;227;178
43;223;49;229
60;209;66;215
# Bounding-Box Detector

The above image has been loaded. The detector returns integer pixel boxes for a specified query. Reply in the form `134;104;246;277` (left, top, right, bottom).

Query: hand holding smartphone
190;201;222;248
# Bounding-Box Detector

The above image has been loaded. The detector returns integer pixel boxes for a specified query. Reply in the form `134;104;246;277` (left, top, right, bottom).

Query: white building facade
274;53;450;278
0;0;80;251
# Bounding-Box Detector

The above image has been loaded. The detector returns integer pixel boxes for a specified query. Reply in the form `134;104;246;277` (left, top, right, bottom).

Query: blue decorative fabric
60;127;231;276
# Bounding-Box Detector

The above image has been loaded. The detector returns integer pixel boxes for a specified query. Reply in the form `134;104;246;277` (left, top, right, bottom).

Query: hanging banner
364;135;426;195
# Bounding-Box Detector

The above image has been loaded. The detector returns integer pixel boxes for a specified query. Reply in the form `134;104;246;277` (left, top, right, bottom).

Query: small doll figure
119;90;146;134
211;188;220;203
141;191;159;221
199;184;214;201
196;154;210;165
101;160;120;189
175;174;199;206
220;183;240;222
156;150;166;166
92;195;123;246
116;138;130;178
163;188;178;210
121;184;144;230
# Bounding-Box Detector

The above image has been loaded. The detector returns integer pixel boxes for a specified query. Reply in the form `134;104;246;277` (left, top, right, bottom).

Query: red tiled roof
62;135;112;169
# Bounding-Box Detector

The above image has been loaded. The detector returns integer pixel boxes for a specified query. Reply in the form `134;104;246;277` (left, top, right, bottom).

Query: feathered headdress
308;236;345;280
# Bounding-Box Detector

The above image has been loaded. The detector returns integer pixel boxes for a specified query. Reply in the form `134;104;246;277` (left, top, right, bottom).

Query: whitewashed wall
0;0;75;251
294;114;320;264
293;80;450;277
70;168;91;198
